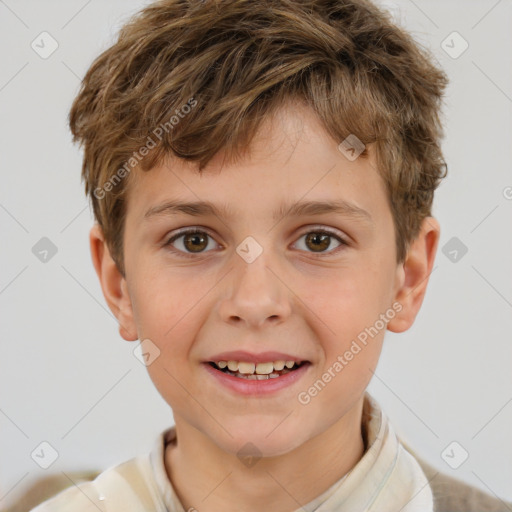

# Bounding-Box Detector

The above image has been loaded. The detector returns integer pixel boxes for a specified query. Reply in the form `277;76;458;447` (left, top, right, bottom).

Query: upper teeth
216;360;298;374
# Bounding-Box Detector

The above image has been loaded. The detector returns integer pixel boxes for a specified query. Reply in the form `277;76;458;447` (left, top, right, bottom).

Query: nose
217;252;292;329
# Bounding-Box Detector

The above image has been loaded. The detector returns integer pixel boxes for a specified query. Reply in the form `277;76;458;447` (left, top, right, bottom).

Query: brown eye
165;229;217;257
305;233;331;252
295;229;347;255
183;232;208;252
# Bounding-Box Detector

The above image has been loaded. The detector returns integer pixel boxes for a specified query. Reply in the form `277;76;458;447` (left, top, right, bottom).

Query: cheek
130;270;203;352
303;264;387;327
297;265;390;368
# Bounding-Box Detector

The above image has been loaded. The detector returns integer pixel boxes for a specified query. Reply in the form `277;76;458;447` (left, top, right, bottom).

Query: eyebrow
144;199;374;225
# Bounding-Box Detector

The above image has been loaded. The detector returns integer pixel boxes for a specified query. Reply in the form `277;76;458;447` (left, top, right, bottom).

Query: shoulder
29;455;165;512
28;477;104;512
403;443;512;512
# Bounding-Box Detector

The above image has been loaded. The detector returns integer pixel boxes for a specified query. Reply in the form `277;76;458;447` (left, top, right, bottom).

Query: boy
30;0;510;511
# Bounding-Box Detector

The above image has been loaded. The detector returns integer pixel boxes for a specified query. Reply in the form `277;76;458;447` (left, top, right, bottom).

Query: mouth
207;360;310;380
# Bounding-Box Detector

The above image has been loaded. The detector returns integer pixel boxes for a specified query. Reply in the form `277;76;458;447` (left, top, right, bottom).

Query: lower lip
202;362;311;396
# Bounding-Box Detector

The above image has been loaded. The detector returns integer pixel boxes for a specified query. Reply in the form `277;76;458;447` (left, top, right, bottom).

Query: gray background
1;0;511;509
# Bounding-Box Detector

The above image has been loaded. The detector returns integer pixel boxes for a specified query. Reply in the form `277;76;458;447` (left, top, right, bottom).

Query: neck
164;397;366;512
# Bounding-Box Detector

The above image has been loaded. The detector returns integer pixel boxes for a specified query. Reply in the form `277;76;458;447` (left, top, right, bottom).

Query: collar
149;391;433;512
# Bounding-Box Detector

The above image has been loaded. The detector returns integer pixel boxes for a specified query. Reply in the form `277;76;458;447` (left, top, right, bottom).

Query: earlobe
89;224;138;342
387;217;440;333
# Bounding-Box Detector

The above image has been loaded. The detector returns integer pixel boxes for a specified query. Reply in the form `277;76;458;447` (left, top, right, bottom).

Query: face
110;101;413;457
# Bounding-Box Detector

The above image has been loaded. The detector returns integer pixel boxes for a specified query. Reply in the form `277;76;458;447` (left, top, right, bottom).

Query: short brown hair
69;0;448;276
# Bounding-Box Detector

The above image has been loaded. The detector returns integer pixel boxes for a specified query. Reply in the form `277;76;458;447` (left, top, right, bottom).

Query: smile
203;360;312;396
209;360;307;380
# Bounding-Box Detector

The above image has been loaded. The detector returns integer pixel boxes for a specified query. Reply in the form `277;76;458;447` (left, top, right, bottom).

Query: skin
90;100;440;512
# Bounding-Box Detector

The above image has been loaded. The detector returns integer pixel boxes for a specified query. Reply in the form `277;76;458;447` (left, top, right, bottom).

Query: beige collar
149;392;433;512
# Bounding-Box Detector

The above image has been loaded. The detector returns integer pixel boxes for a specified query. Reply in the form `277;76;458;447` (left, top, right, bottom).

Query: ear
387;216;440;333
89;224;138;341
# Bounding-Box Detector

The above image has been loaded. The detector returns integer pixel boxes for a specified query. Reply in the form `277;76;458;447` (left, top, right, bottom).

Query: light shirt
30;391;433;511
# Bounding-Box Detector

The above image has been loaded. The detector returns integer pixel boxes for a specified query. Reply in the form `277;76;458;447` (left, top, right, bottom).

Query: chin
216;422;306;459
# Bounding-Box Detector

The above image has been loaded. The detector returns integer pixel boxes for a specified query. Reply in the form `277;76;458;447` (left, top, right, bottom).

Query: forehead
124;102;389;226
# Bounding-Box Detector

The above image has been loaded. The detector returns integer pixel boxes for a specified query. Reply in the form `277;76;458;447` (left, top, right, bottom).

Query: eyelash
163;227;349;259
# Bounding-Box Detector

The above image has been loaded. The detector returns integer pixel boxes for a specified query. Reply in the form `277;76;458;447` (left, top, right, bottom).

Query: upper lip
205;351;308;364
